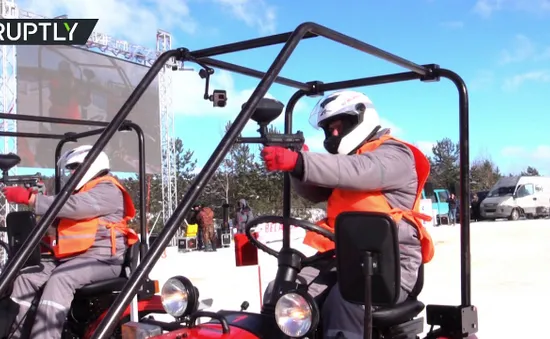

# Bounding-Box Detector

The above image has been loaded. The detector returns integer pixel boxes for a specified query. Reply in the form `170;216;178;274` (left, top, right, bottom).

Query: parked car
480;176;550;220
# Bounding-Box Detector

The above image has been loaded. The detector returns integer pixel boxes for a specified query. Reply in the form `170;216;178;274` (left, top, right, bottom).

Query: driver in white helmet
260;90;435;338
0;145;138;339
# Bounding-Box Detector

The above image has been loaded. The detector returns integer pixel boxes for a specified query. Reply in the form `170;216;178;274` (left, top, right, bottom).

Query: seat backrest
409;264;424;298
122;241;140;278
335;211;401;306
6;211;41;268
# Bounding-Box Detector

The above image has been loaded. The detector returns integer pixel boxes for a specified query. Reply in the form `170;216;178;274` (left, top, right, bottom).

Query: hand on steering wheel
245;215;335;266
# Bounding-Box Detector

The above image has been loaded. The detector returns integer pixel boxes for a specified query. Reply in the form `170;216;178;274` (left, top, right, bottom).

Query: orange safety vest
303;135;435;264
54;175;139;259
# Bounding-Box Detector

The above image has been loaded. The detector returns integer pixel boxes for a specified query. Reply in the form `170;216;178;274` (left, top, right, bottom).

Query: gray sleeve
290;175;333;203
33;181;123;220
301;140;416;192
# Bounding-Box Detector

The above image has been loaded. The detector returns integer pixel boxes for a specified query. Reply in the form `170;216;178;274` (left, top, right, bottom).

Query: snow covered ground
148;219;550;338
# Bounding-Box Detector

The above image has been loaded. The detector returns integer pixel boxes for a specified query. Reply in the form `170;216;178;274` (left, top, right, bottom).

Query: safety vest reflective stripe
303;135;435;264
57;234;96;240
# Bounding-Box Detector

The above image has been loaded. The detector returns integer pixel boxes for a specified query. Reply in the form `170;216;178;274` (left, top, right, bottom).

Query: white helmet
309;90;381;154
57;145;110;191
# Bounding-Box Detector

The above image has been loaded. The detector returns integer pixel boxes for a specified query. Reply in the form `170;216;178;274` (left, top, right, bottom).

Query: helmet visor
308;93;374;130
57;160;80;189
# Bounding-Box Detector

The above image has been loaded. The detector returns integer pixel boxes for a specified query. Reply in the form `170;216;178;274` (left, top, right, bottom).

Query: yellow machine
185;224;198;237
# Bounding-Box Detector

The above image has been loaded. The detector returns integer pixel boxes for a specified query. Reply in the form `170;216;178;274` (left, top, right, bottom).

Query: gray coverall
263;129;423;339
234;199;254;234
1;180;128;339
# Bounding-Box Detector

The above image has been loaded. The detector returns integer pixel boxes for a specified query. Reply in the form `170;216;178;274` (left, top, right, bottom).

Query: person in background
234;199;254;234
48;61;91;122
471;194;480;222
447;193;458;225
189;205;203;250
196;203;217;252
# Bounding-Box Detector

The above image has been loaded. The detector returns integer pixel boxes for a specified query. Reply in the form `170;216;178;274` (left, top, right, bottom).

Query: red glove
261;146;299;172
3;186;32;204
302;144;309;152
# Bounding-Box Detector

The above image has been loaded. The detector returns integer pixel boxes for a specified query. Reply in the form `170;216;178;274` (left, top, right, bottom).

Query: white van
480;176;550;220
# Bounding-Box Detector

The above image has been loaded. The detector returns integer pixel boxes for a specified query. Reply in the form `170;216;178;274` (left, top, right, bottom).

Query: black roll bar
199;57;309;90
279;69;471;307
0;22;471;338
0;112;117;127
0;131;65;139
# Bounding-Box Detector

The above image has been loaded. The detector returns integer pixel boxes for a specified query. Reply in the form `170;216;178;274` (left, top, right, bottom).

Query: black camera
211;90;227;107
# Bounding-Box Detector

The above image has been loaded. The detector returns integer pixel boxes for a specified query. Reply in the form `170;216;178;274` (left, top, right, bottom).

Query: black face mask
323;136;341;154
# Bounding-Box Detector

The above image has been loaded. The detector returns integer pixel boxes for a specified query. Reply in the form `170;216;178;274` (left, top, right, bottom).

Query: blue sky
18;0;550;175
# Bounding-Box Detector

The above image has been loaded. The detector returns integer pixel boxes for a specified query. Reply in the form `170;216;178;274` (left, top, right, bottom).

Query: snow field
148;219;550;337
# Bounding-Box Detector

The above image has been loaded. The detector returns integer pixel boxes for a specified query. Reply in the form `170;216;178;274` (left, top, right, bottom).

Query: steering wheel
245;215;335;266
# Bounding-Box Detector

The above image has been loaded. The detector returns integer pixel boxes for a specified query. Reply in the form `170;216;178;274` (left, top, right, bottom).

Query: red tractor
0;22;479;339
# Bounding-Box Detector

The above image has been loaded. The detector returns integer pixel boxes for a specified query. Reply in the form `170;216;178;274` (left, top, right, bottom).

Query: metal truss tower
156;31;178;232
0;0;19;231
0;0;178;234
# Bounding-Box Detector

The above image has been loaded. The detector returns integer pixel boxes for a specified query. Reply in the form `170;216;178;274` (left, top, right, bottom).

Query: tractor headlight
274;291;319;337
160;276;198;318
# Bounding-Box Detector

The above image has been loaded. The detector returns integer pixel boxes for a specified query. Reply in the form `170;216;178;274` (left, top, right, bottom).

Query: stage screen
16;45;161;173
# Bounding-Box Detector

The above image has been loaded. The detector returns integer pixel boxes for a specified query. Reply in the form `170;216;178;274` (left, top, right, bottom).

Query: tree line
427;138;541;194
25;134;542;232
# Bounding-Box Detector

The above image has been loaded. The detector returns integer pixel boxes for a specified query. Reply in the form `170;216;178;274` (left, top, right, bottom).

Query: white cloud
439;21;464;29
212;0;277;35
536;46;550;60
473;0;550;17
497;35;550;65
171;67;297;135
170;68;321;140
18;0;198;44
18;0;278;45
498;34;537;65
381;118;402;136
500;145;550;175
501;146;524;157
473;0;504;17
171;68;250;117
469;70;494;91
415;141;436;157
502;70;550;91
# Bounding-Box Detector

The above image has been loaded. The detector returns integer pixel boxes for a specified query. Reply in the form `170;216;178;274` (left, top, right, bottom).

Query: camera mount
174;51;227;108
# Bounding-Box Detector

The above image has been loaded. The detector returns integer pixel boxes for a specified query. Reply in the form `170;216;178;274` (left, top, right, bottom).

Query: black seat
372;264;425;328
310;264;425;328
74;241;140;298
0;153;21;172
6;211;42;268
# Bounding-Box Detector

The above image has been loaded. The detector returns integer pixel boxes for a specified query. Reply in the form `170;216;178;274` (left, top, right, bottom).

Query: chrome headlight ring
274;290;320;338
160;276;199;319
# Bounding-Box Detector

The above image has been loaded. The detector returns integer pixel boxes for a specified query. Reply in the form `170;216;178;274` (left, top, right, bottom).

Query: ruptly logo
0;19;98;45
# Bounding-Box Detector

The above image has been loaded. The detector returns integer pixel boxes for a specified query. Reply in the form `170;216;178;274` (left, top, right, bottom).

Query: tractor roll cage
0;114;149;259
0;22;472;338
